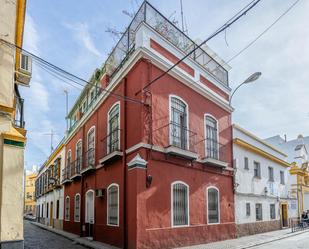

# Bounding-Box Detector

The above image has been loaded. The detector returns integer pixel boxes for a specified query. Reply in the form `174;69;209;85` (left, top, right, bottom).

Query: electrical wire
137;0;262;94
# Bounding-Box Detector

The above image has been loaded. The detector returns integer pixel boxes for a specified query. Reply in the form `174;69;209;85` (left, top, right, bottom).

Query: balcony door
108;103;120;153
170;97;188;150
85;190;94;238
205;115;218;159
76;140;82;172
87;127;95;167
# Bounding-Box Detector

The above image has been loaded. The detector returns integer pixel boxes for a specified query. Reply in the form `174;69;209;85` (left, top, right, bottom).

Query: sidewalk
30;221;120;249
176;228;309;249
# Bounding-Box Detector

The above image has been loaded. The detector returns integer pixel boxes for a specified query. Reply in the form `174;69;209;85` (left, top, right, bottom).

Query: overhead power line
136;0;262;94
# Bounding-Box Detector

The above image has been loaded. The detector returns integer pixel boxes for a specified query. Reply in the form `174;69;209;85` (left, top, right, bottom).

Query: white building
35;140;65;230
233;125;297;236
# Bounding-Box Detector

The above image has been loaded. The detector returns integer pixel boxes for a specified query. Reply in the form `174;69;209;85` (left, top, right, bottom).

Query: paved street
252;232;309;249
24;220;87;249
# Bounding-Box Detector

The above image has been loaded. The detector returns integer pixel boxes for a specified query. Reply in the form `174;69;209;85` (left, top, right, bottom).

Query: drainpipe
123;78;128;249
80;125;85;237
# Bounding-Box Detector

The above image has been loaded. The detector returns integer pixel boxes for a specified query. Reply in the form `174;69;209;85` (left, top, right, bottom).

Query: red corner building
62;2;235;248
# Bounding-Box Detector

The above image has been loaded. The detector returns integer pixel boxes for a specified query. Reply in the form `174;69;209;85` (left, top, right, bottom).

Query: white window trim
107;102;121;154
65;196;70;221
85;189;95;224
87;126;96;150
169;95;190;150
171;181;190;228
67;149;72;163
204;114;219;158
74;193;81;222
206;186;220;225
107;183;120;226
76;139;83;159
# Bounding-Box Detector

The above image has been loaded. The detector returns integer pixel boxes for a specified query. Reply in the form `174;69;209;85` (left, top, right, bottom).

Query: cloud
64;22;102;57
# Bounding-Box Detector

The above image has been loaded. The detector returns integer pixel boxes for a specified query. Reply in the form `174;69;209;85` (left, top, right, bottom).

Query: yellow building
24;172;37;214
0;0;30;247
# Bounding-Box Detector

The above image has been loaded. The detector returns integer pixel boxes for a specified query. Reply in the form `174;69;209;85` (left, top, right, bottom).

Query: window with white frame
280;171;285;185
87;127;95;167
172;182;189;226
65;196;70;221
268;167;274;182
208;187;219;223
170;97;188;150
256;203;262;221
246;203;251;216
205;115;219;160
85;190;94;224
108;104;120;153
244;157;249;170
76;140;82;170
107;184;119;226
270;204;276;219
74;194;80;222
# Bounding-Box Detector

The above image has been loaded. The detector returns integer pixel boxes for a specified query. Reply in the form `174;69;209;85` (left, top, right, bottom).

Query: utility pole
180;0;185;32
64;90;68;132
44;129;56;154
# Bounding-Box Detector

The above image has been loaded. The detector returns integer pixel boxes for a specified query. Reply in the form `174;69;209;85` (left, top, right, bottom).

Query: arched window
170;96;188;150
74;194;80;222
85;190;95;224
65;196;70;221
87;127;95;167
107;103;120;153
171;181;189;227
107;184;119;226
76;140;82;171
207;187;220;224
205;115;219;159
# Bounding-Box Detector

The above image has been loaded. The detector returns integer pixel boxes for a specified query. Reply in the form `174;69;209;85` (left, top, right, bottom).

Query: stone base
0;240;24;249
237;220;281;237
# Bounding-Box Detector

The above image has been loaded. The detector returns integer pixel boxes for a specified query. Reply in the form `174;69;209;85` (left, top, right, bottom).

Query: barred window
254;161;261;178
244;157;249;170
268;167;274;182
172;182;189;226
205;115;219;160
107;184;119;226
208;187;219;223
65;196;70;221
280;171;285;185
256;203;263;221
108;104;120;153
270;204;276;219
246;203;250;216
74;194;80;222
87;127;95;166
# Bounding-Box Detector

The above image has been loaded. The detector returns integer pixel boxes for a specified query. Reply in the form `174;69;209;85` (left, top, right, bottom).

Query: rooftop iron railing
104;1;228;86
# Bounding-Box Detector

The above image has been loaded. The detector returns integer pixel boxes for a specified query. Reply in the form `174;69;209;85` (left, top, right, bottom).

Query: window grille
172;182;188;226
208;188;219;223
74;194;80;222
254;161;261;178
108;185;119;225
206;116;218;159
65;197;70;221
256;203;262;221
108;104;120;153
244;157;249;170
268;167;274;182
280;171;285;185
270;204;276;219
87;128;95;167
246;203;251;216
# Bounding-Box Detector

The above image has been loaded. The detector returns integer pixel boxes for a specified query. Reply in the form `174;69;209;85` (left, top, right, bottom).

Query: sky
21;0;309;170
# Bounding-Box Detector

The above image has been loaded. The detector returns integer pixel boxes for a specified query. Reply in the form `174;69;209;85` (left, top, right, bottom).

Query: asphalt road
24;220;87;249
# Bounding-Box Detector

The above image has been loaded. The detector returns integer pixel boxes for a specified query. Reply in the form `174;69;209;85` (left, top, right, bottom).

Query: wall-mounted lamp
146;175;153;188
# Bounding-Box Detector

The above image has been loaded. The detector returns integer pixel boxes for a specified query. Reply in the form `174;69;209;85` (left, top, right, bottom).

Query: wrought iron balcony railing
201;138;229;167
14;97;25;128
169;122;197;153
81;147;95;172
99;129;123;165
62;165;71;183
71;157;82;177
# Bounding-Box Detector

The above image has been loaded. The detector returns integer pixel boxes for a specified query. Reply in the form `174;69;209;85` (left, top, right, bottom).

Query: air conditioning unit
16;53;32;86
95;188;105;198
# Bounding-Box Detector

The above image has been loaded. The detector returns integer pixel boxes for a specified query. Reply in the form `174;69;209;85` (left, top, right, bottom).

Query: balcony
158;122;198;160
16;53;32;86
99;129;123;166
103;1;228;86
70;158;82;179
200;140;229;168
81;148;96;174
14;96;25;129
62;166;72;184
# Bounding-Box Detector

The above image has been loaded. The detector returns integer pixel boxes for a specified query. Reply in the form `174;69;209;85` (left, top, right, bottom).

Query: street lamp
229;72;262;104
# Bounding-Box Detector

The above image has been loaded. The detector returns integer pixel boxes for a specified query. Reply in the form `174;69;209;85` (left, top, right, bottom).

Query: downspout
123;78;128;249
80;125;85;237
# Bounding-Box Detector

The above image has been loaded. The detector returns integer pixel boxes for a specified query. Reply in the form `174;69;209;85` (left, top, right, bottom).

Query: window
66;150;72;174
280;171;285;185
270;204;276;219
46;203;49;218
170;96;188;150
205;115;219;160
76;140;82;171
268;167;274;182
65;196;70;221
41;204;44;217
244;157;249;170
74;194;80;222
107;184;119;226
172;182;189;226
85;190;94;224
254;161;261;178
56;200;59;219
246;203;250;216
108;103;120;153
256;203;263;221
87;127;95;167
208;187;220;224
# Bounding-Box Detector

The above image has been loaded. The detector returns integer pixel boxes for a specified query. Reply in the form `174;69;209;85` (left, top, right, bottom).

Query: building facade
0;0;31;248
35;141;65;230
266;135;309;216
62;2;235;249
24;172;37;214
233;125;297;236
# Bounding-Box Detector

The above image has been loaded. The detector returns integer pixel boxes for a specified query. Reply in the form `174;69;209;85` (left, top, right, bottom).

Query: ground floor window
46;203;49;218
270;204;276;219
65;196;70;221
74;194;81;222
56;200;59;219
246;203;250;216
208;187;219;224
107;184;119;226
172;182;189;227
256;203;263;221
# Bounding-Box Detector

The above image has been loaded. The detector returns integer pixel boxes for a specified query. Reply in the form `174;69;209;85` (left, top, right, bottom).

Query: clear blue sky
21;0;309;170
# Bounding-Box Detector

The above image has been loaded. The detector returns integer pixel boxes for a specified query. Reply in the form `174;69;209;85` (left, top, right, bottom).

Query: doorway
50;201;54;227
281;204;288;228
85;190;94;238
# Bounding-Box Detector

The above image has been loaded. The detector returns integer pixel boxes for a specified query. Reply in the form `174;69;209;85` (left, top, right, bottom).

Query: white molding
107;183;120;227
206;186;220;225
165;146;198;160
127;153;148;168
98;151;123;166
171;181;190;228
